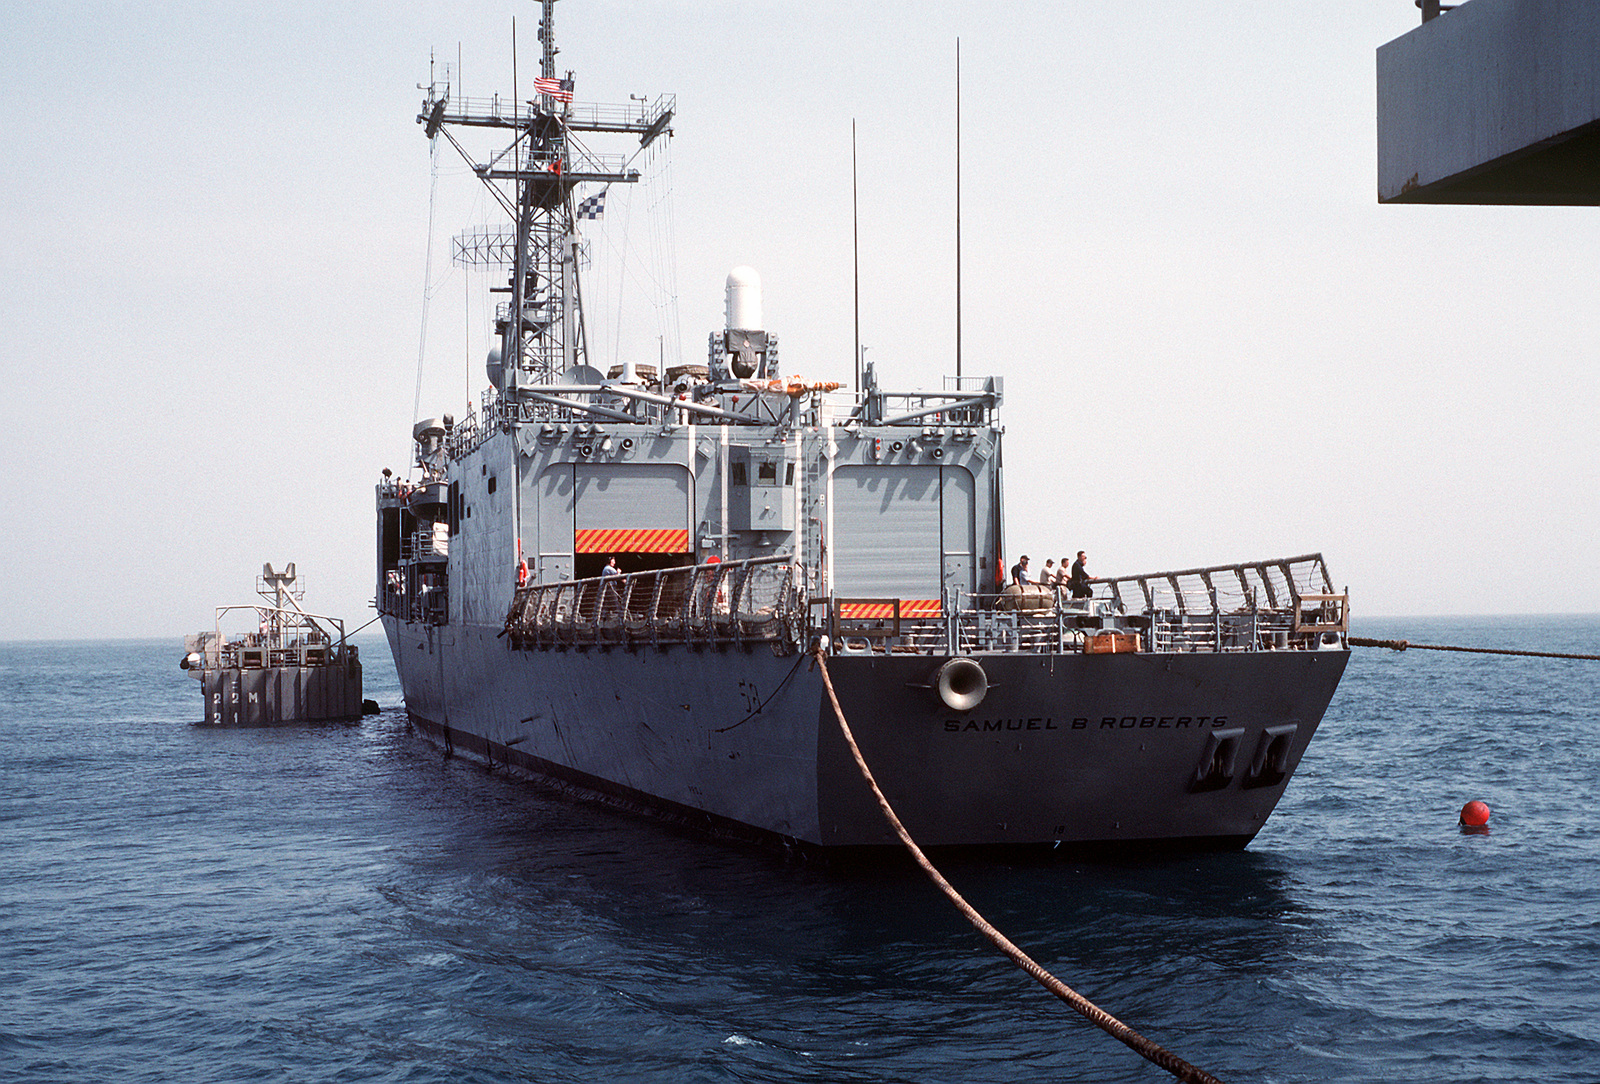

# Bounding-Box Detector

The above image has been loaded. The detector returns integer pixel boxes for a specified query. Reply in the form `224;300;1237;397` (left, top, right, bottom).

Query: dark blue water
4;618;1598;1083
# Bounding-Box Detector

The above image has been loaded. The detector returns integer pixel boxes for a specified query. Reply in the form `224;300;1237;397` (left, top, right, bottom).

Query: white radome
724;265;762;331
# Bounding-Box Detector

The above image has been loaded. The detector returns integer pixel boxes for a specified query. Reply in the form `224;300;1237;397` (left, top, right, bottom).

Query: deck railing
378;572;448;627
824;555;1345;657
189;606;355;671
503;556;801;649
499;554;1345;656
435;94;675;135
1095;553;1335;616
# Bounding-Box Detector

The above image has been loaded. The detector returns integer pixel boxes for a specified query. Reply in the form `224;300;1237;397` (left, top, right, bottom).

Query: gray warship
377;3;1349;852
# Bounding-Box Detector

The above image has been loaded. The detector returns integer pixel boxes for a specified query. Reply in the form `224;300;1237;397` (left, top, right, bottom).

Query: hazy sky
6;1;1596;641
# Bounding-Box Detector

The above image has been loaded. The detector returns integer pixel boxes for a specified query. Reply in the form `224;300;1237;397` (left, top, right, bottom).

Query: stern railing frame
504;555;800;651
827;554;1346;658
498;554;1345;656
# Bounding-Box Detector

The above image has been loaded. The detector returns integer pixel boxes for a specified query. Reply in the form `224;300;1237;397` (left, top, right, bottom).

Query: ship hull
384;616;1347;851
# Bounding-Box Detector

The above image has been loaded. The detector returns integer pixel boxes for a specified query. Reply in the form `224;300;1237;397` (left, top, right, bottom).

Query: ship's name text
943;716;1230;733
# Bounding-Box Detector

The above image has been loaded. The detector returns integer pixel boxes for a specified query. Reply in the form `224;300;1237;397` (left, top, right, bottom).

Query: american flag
577;191;606;219
533;76;573;102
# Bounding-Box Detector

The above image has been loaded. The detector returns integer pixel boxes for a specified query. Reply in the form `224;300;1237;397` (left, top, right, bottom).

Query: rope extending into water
1349;637;1600;661
811;647;1225;1084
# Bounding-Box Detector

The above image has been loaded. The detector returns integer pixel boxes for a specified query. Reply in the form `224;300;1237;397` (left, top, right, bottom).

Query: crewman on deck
600;555;622;612
1069;551;1093;599
1011;555;1031;586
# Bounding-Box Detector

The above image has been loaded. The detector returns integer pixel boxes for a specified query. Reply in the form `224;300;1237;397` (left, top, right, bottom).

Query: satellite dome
724;265;762;331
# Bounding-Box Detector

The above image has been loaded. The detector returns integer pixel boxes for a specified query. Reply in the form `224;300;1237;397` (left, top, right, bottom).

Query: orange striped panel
838;600;942;619
574;527;690;554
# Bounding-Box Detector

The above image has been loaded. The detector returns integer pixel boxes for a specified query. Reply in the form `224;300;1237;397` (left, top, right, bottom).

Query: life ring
516;558;529;587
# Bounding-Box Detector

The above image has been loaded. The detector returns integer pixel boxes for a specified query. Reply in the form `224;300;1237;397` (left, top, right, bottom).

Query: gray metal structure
1379;0;1600;204
182;563;363;725
377;2;1350;853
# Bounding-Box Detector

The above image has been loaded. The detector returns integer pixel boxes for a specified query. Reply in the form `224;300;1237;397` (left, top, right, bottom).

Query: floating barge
182;563;364;726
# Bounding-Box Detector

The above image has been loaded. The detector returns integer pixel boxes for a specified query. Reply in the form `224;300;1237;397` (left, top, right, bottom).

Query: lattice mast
416;0;674;407
511;0;574;388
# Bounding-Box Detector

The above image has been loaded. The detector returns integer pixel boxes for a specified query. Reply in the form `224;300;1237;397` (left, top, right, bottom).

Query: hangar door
831;464;974;613
536;463;692;581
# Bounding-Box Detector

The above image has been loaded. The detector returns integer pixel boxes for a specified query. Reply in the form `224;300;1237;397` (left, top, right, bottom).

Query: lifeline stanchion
811;646;1226;1084
1350;637;1600;661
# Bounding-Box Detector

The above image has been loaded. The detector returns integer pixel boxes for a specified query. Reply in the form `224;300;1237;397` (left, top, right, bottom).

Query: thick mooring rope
811;647;1225;1084
1349;637;1600;661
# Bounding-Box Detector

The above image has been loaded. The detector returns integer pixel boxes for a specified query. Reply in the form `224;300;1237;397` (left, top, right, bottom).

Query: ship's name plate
943;716;1231;733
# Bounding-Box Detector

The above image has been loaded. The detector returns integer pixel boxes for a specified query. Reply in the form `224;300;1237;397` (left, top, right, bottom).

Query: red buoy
1459;800;1491;828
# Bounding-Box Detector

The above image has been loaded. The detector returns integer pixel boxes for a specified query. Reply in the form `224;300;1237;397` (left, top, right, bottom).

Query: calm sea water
3;617;1598;1083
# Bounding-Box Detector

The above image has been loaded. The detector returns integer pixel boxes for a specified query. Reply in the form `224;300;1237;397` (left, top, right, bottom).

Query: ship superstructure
377;2;1349;851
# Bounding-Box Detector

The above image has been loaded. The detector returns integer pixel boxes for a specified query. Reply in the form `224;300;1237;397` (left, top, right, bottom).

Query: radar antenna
415;0;674;407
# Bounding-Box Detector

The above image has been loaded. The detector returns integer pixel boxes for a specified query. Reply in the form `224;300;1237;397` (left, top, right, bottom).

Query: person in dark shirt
1069;551;1093;599
1010;555;1031;586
